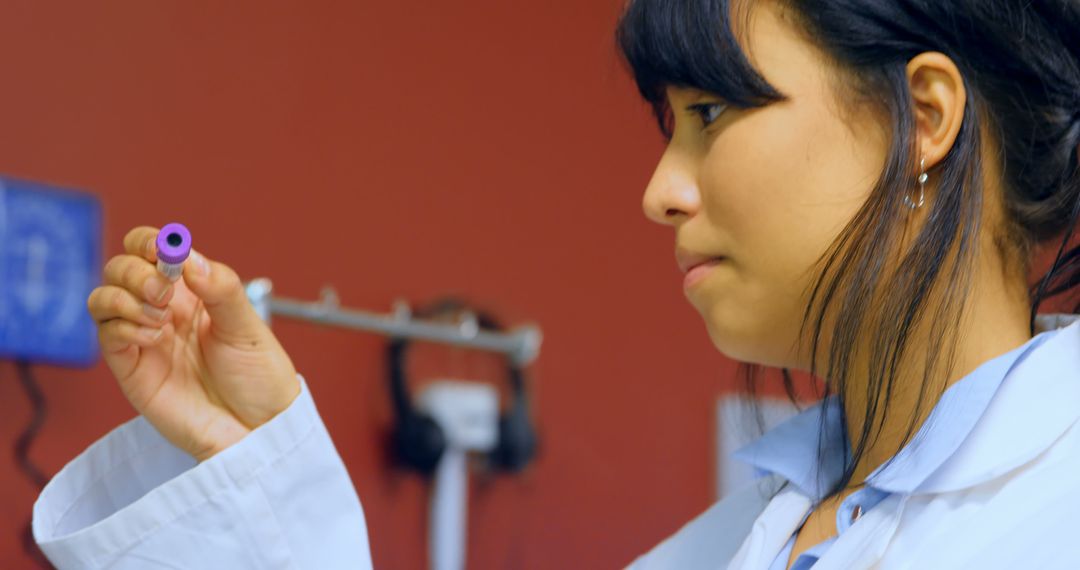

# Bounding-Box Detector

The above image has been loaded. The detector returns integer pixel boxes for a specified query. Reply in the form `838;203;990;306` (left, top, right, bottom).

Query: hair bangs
615;0;788;137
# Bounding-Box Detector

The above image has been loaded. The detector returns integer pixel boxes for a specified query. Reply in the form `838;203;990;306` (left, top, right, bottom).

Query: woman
33;0;1080;568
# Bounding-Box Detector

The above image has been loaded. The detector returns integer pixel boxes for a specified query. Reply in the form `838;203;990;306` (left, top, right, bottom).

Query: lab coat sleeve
32;373;373;570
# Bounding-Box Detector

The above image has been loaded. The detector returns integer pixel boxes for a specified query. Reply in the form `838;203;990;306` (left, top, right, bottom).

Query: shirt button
851;505;864;524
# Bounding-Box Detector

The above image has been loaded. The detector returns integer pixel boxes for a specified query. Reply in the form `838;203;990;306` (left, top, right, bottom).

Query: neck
838;262;1033;486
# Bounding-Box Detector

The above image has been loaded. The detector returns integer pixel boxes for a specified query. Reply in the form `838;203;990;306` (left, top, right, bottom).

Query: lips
682;258;724;290
686;258;724;272
676;247;727;274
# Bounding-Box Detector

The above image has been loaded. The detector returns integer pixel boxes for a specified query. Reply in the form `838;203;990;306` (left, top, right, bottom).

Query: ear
906;51;967;171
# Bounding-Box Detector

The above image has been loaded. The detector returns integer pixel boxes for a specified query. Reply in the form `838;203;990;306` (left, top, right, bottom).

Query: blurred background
0;2;1072;569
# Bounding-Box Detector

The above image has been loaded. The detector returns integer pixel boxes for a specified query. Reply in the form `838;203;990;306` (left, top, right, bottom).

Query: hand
88;226;300;462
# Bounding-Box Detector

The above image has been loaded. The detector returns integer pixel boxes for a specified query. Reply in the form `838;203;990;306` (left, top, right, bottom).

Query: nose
642;146;701;226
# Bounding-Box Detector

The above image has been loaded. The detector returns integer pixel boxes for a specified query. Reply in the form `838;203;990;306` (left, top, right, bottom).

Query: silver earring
904;157;927;209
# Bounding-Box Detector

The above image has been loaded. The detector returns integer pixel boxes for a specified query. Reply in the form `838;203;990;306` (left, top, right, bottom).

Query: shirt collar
731;313;1080;501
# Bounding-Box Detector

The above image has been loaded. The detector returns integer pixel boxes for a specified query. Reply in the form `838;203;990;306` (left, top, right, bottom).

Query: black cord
14;360;54;569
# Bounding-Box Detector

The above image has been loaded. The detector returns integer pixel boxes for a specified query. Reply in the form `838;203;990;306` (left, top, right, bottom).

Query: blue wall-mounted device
0;176;102;367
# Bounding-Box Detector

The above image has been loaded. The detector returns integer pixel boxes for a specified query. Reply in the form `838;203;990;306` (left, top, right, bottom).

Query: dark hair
617;0;1080;504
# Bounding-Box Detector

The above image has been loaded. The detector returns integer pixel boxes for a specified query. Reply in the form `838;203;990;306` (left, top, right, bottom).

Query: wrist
243;373;302;430
192;418;253;463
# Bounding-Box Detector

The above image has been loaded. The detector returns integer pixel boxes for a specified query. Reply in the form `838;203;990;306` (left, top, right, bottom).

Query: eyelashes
686;102;729;129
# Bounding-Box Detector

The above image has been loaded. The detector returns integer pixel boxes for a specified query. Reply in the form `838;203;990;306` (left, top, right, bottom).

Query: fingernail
139;326;164;341
192;251;211;277
142;303;168;322
145;277;171;303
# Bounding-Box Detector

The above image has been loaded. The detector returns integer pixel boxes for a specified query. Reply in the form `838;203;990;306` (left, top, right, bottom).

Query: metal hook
458;310;479;340
392;298;412;322
320;286;339;306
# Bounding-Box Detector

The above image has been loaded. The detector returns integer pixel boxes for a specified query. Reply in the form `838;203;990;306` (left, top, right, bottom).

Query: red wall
0;2;761;568
0;2;1072;569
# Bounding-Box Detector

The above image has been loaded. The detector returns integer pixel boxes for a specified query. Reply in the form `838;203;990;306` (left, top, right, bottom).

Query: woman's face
642;1;890;369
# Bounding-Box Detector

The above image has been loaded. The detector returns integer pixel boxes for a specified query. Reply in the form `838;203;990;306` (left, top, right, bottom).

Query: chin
703;318;791;368
703;319;751;360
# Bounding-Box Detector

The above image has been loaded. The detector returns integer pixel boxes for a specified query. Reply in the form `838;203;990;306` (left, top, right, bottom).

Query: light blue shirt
731;320;1067;570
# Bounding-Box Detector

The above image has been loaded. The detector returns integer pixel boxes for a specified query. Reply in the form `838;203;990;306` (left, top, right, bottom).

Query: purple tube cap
157;223;192;264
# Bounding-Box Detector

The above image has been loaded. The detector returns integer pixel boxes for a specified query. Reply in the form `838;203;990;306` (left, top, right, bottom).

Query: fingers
181;249;265;340
98;318;167;353
103;253;174;308
90;278;173;378
88;285;173;328
91;226;170;381
122;226;161;262
97;318;169;380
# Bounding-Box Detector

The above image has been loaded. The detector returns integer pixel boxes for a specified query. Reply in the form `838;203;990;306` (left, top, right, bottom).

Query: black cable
14;360;54;569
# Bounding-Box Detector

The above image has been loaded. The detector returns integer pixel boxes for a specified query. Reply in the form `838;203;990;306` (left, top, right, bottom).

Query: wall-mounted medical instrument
243;279;543;570
0;176;101;366
386;296;538;474
387;297;539;570
0;175;102;568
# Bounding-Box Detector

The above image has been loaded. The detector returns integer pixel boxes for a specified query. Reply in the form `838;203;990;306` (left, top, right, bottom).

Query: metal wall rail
243;278;543;367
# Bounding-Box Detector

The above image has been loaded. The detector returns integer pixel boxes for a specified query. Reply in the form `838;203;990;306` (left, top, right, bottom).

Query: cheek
689;186;820;366
692;106;878;366
700;103;837;253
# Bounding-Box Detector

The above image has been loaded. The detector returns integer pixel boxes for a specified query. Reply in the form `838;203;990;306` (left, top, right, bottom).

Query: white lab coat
33;314;1080;569
630;313;1080;569
33;372;374;569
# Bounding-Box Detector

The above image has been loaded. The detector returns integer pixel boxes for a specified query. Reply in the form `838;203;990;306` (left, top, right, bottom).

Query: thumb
182;248;264;340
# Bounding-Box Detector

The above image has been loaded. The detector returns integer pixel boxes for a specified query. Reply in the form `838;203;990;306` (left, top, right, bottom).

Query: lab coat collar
730;313;1080;501
729;393;845;501
914;312;1080;494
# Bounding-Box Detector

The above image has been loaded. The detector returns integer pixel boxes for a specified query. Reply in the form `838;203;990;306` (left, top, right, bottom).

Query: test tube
156;223;192;282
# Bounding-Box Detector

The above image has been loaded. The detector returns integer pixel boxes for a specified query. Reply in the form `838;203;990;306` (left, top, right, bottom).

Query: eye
686;102;728;129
